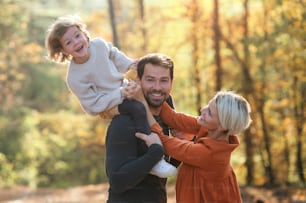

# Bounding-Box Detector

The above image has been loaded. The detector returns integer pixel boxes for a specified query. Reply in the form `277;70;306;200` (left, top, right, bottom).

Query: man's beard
144;92;167;108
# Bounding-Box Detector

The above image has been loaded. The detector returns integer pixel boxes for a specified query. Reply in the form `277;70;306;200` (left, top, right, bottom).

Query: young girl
45;15;177;178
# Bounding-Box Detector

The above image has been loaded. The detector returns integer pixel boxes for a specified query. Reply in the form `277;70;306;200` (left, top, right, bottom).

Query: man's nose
152;81;162;90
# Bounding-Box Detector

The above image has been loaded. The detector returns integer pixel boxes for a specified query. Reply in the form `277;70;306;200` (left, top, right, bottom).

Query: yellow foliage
124;68;138;81
22;43;43;64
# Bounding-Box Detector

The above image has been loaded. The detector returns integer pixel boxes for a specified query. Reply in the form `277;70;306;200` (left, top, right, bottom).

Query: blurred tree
279;0;306;185
137;0;147;52
107;0;120;48
250;0;275;186
0;0;109;188
213;0;222;91
185;0;204;113
221;0;258;185
0;1;27;110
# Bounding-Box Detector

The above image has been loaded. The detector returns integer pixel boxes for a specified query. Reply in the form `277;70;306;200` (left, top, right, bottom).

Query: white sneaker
150;158;177;178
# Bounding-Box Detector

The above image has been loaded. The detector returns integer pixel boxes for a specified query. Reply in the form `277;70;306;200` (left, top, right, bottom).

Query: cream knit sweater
66;38;134;115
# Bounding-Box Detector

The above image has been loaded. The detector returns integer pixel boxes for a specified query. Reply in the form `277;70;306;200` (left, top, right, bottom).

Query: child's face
60;26;89;63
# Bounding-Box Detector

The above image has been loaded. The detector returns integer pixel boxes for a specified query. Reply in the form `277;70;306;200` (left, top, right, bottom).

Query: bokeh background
0;0;305;202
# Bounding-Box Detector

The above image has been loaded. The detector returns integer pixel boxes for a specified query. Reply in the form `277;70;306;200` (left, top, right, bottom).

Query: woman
136;90;252;203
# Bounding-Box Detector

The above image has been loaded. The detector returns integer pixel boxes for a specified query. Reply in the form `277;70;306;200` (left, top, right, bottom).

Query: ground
0;183;305;203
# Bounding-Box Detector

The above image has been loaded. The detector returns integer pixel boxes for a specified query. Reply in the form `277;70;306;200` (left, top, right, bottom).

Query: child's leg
118;99;149;154
118;99;150;135
118;99;177;178
99;106;120;119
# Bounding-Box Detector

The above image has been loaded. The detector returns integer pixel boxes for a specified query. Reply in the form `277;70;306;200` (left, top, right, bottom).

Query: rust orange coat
151;102;242;203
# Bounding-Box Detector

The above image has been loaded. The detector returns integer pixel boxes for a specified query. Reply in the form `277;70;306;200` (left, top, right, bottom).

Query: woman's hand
135;132;162;147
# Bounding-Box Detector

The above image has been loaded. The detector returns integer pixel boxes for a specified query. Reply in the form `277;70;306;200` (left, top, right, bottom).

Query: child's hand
135;132;162;147
129;59;139;70
121;80;141;99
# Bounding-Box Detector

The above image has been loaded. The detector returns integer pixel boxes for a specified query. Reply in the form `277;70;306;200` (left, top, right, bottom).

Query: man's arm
105;115;164;194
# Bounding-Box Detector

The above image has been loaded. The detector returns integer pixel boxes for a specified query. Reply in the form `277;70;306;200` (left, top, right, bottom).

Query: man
105;53;177;202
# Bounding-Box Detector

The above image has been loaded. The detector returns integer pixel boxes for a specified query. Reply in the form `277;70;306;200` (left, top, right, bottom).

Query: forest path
0;184;305;203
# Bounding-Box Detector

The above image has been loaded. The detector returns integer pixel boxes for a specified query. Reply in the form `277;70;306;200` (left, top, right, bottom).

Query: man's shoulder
110;114;133;124
108;115;135;134
106;115;137;143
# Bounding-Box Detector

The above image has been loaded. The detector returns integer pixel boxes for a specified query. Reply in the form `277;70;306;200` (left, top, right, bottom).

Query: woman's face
197;98;221;131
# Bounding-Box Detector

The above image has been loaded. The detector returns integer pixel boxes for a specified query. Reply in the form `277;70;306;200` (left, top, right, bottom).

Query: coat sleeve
160;102;201;134
106;40;134;73
67;78;123;115
151;123;213;168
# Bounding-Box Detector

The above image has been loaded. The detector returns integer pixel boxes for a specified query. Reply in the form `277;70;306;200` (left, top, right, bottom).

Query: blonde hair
45;15;90;63
214;91;252;135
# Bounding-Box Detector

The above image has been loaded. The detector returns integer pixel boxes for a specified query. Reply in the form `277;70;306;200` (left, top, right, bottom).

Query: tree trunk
282;119;290;184
256;4;275;185
107;0;120;48
244;128;254;185
190;0;202;113
213;0;222;91
293;76;306;185
137;0;147;52
258;99;275;185
221;0;255;185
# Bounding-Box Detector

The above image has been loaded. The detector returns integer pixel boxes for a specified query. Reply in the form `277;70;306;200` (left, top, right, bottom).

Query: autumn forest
0;0;305;200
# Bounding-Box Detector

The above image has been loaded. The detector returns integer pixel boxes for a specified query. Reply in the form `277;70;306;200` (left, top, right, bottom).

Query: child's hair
214;90;252;135
45;15;90;63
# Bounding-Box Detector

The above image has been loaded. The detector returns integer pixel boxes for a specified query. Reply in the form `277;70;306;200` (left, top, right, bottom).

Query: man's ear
136;78;141;84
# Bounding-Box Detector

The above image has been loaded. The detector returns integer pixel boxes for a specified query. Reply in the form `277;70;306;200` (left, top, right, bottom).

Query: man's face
139;63;173;108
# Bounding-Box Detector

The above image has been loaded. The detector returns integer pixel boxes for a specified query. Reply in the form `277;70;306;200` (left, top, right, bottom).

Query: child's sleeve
107;42;134;73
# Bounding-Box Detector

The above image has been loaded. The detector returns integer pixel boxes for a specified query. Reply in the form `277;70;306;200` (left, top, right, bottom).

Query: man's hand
135;132;162;147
